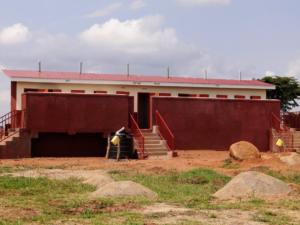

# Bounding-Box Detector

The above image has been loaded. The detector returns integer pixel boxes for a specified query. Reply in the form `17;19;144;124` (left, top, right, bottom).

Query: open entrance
31;133;107;157
138;93;150;129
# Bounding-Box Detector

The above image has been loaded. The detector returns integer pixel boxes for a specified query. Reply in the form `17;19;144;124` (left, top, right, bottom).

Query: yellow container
276;138;284;147
111;135;120;145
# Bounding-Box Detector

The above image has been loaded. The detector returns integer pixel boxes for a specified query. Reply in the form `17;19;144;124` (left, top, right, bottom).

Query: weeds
221;158;240;169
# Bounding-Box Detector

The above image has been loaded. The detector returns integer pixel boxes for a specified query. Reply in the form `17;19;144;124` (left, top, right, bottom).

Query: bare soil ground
1;150;299;175
141;203;300;225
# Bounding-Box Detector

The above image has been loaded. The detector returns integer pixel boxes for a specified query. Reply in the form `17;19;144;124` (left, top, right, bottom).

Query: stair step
144;136;161;140
0;131;21;146
145;148;168;152
145;140;161;144
145;143;164;147
147;151;168;155
141;129;153;133
143;132;158;136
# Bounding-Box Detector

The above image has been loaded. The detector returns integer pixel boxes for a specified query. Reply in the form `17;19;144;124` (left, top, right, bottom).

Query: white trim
11;77;275;90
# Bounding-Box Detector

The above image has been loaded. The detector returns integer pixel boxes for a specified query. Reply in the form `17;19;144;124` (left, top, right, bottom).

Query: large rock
229;141;261;161
213;171;292;200
90;181;158;199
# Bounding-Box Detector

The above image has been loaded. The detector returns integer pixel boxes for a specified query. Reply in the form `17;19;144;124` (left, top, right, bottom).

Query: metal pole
38;61;41;72
117;141;121;161
127;64;130;77
239;71;242;81
167;66;170;78
205;69;208;79
106;134;111;159
80;62;83;74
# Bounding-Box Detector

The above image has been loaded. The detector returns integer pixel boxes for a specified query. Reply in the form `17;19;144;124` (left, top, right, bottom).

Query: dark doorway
32;133;107;157
138;93;150;129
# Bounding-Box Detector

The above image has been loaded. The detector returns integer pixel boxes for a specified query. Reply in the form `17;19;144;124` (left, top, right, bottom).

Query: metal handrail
0;110;25;142
129;114;145;159
271;113;289;131
271;112;293;151
155;110;175;151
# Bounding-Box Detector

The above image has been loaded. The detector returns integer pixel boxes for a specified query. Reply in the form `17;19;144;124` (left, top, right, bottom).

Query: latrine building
0;69;280;159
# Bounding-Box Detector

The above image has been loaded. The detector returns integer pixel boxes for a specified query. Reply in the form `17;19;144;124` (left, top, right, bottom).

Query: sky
0;0;300;114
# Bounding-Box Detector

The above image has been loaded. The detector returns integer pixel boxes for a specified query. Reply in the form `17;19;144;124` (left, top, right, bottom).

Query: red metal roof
2;69;274;88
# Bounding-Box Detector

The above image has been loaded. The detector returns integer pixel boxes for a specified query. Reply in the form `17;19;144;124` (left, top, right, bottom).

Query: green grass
253;210;292;225
0;166;299;224
0;175;96;224
221;158;240;169
252;166;300;184
110;168;231;208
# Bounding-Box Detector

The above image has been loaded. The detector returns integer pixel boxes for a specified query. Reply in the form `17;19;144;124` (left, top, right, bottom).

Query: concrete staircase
0;129;20;143
292;131;300;153
141;128;169;158
0;129;32;159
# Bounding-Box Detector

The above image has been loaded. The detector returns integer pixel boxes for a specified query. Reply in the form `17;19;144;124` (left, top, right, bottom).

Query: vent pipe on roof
127;64;130;77
167;66;170;79
38;61;42;73
80;62;83;74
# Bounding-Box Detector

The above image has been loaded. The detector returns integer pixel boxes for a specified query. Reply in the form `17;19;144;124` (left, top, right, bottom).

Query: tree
260;76;300;112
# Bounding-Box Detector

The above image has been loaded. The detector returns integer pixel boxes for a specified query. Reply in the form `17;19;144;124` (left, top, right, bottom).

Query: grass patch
252;166;300;184
0;166;14;174
0;167;299;224
0;176;95;195
0;175;95;224
111;168;231;209
253;210;292;225
221;158;240;169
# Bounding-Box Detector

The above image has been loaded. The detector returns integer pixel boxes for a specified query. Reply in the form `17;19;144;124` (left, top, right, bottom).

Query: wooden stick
106;134;111;159
117;141;121;161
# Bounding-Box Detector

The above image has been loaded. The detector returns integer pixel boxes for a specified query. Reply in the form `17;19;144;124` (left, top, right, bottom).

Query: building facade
0;69;279;159
4;69;274;113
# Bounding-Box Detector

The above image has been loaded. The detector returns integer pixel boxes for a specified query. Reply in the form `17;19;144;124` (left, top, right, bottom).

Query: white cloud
288;58;300;77
0;23;30;45
265;71;275;76
130;0;146;10
177;0;231;7
80;16;179;55
0;16;239;81
86;2;123;18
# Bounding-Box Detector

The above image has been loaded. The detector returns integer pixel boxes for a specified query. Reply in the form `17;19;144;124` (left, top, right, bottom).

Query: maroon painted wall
152;97;280;151
22;93;134;134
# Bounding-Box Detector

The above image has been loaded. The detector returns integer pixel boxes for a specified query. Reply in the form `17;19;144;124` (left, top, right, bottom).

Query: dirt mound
83;175;114;188
280;153;300;166
90;181;158;199
229;141;261;161
213;171;292;200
